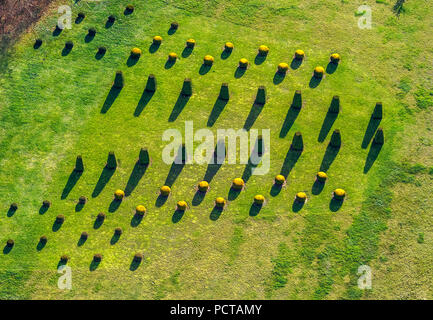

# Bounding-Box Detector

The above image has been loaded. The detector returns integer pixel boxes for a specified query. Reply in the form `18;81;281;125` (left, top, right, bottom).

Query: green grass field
0;0;432;299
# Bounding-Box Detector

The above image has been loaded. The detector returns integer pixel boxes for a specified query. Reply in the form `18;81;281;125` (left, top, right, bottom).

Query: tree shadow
130;214;143;227
249;204;262;217
312;180;325;195
75;202;85;212
165;59;176;69
75;16;84;24
164;146;187;187
61;46;72;56
199;64;211;75
89;260;100;272
3;245;13;254
320;144;340;172
234;67;246;79
126;56;139;67
62;170;81;199
242;159;259;184
92;167;115;198
134;90;154;117
149;43;160;54
52;220;63;232
108;199;121;213
270;184;283;197
280;147;302;178
279;105;301;138
172;210;184;223
155;194;169;207
254;54;266;65
330;198;343;212
34;40;42;49
192;190;206;206
36;240;46;251
110;233;120;245
52;26;62;37
326;62;338;74
292;200;305;212
228;187;242;201
203;141;225;182
77;236;87;247
221;49;232;60
93;217;104;229
361;116;381;149
243;103;264;131
309;76;322;88
210;207;223;221
124;163;148;196
7;207;17;217
130;259;141;271
290;58;302;70
364;142;383;173
273;72;286;85
84;34;95;43
318;112;338;142
182;47;193;58
105;19;114;29
207;98;228;127
95;50;106;60
168;94;190;122
168;26;177;35
101;86;122;114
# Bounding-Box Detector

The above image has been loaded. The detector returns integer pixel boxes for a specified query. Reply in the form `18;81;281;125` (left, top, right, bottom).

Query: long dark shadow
134;90;154;117
164;145;187;187
203;140;226;182
364;142;383;173
361;116;381;149
279;105;301;138
92;167;115;198
320;144;340;172
124;163;148;196
207;98;228;127
61;170;82;199
280;147;302;178
318;112;338;142
101;86;122;114
168;94;190;122
243;102;264;131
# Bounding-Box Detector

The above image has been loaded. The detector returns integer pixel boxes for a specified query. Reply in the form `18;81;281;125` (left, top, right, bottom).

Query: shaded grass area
0;0;432;299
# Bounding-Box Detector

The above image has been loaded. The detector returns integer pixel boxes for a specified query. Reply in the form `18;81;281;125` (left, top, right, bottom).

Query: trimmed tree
329;96;340;113
138;148;150;166
291;132;304;151
255;86;266;105
75;155;84;172
292;90;302;109
372;102;383;119
219;83;230;101
113;71;124;88
106;151;117;169
329;129;341;148
181;78;193;96
373;128;384;145
145;74;156;92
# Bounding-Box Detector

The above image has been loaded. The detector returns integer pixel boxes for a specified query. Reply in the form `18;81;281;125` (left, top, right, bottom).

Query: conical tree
329;129;341;148
113;71;124;88
255;86;266;105
219;83;230;101
329;95;340;113
292;90;302;109
373;127;384;145
106;151;117;169
291;132;304;151
372;102;383;119
145;74;156;92
74;155;84;172
138;148;150;166
181;78;192;96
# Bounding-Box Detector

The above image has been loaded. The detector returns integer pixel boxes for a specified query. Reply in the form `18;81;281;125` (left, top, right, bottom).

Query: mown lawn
0;0;432;299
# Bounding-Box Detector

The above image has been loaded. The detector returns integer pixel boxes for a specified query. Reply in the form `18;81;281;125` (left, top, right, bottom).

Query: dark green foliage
10;203;18;211
291;90;302;109
113;71;124;88
417;233;424;244
393;0;406;16
81;232;88;239
171;22;179;30
181;78;193;96
291;131;304;151
6;239;14;247
65;41;73;49
133;253;143;262
74;155;84;172
42;200;51;207
98;47;106;55
373;128;384;145
108;15;116;23
56;215;65;223
34;39;42;48
125;5;134;13
138;148;150;166
88;28;96;36
329;96;340;113
114;227;123;235
372;102;383;119
219;83;230;101
93;254;102;262
78;12;85;19
329;129;341;148
145;74;157;92
414;86;433;109
106;151;117;169
78;196;87;204
255;86;266;105
39;236;47;243
60;255;69;262
97;212;106;221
